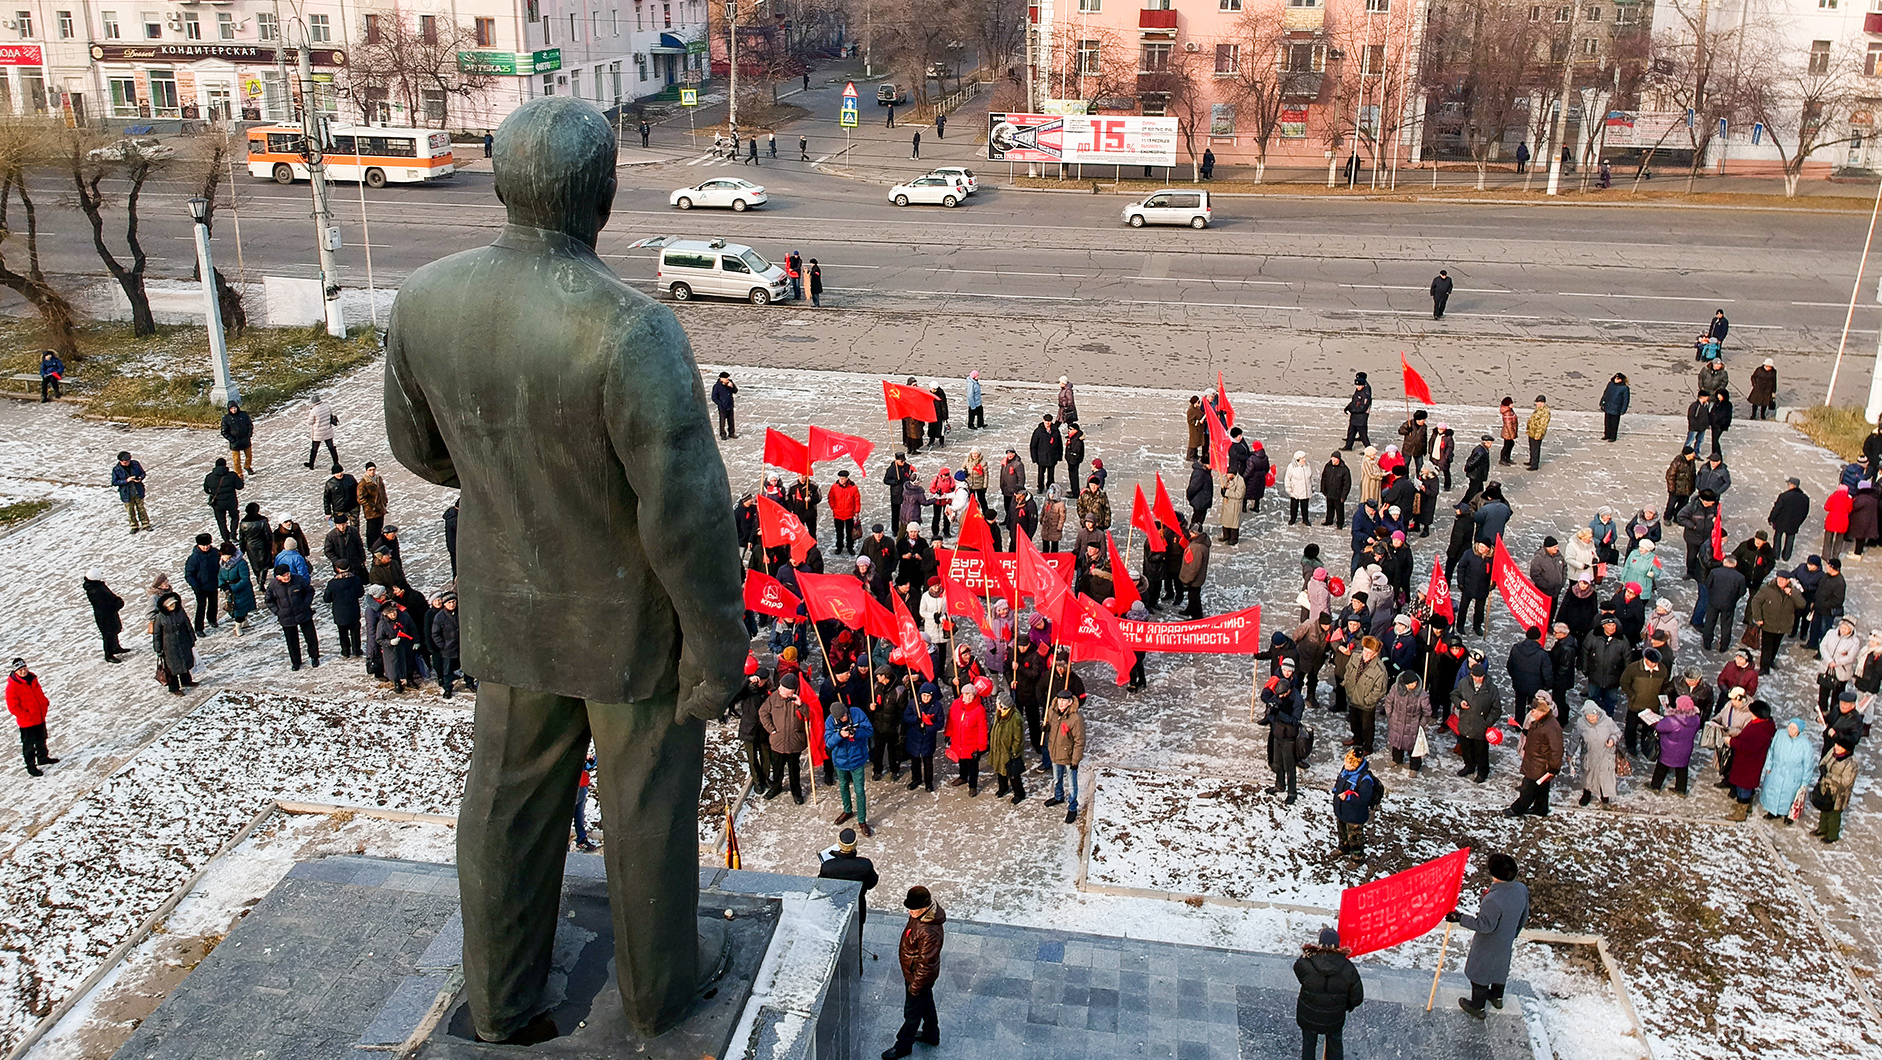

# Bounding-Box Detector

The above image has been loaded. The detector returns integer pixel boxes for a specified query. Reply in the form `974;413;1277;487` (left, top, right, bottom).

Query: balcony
1867;11;1882;33
1139;10;1178;28
1281;71;1324;100
1283;6;1325;31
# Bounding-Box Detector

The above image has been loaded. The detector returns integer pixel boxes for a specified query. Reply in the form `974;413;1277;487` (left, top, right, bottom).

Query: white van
631;237;791;305
1122;189;1213;229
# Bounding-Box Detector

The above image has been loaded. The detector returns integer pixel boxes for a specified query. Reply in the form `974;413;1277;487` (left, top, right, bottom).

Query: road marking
1348;309;1542;319
1338;284;1513;293
1127;276;1293;286
1558;292;1730;302
925;267;1088;278
1795;301;1882;308
1588;317;1784;328
1119;299;1300;310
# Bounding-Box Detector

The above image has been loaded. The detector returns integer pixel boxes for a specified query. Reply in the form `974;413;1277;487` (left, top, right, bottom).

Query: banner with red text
1491;535;1553;633
935;548;1074;599
1114;606;1263;654
1338;848;1471;957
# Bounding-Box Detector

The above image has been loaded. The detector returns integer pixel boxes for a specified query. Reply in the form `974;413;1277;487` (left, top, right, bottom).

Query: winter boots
1727;800;1750;821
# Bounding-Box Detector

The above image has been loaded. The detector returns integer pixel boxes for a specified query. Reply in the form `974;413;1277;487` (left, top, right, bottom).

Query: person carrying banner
1447;853;1531;1019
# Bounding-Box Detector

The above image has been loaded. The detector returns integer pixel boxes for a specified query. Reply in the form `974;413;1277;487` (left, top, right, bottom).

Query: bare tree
1226;11;1292;182
1748;36;1864;198
1336;7;1423;188
1421;0;1552;189
344;11;495;128
961;0;1027;83
70;133;166;337
1641;3;1764;192
870;0;956;107
1138;45;1224;182
1034;23;1138;111
0;114;77;356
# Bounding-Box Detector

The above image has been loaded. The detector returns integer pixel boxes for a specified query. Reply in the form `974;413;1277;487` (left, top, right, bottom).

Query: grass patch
1794;404;1874;462
0;499;51;530
1011;175;1875;210
0;318;379;426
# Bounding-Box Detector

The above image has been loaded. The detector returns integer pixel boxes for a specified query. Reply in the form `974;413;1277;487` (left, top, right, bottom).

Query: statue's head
492;97;618;247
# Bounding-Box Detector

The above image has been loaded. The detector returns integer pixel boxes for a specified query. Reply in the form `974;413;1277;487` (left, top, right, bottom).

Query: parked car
1121;189;1212;229
629;236;791;305
670;177;767;211
876;83;907;105
889;175;968;208
927;166;978;193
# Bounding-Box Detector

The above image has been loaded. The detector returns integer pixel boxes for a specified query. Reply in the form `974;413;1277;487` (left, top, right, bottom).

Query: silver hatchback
1122;189;1212;229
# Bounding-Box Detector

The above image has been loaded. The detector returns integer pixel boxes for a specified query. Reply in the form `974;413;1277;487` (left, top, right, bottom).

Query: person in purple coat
1650;694;1703;795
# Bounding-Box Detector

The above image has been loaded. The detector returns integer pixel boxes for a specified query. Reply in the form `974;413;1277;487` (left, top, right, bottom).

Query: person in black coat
1029;415;1063;491
1599;373;1631;442
82;569;128;661
263;565;321;670
323;564;365;658
220;401;255;474
1063;424;1086;485
817;828;879;969
1546;623;1579;723
1295;927;1364;1060
202;458;244;541
322;465;360;524
1321;452;1352;528
433;594;465;696
1457;542;1493;635
1708;390;1733;457
1767;478;1810;562
1244;443;1271;513
1342;373;1372;449
323;512;367;575
443;499;460;575
1186;460;1214;529
1506;626;1553;708
1430;270;1454;318
237;503;274;594
183;533;221;635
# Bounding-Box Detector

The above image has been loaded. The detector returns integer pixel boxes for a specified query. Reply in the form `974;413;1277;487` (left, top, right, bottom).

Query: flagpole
1248;656;1261;721
1425;922;1454;1012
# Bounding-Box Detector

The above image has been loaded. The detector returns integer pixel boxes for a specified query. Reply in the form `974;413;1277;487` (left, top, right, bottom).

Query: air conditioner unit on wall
1184;41;1199;51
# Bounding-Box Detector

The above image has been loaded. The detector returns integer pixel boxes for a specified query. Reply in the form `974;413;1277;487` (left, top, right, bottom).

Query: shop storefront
87;43;344;121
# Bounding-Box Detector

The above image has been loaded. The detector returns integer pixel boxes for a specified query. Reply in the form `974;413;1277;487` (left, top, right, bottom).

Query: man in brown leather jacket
885;885;947;1058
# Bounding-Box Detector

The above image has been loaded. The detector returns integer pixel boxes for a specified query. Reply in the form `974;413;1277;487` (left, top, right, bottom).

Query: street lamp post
188;196;239;408
726;1;738;133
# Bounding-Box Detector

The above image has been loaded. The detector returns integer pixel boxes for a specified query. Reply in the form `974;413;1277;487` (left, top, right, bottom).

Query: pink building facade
1029;0;1427;174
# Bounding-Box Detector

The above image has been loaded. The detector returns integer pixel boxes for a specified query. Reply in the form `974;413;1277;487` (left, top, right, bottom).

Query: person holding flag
903;682;943;792
1447;853;1531;1019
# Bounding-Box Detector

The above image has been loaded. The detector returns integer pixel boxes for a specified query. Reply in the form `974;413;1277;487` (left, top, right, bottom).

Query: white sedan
927;166;978;193
888;175;967;208
670;178;767;211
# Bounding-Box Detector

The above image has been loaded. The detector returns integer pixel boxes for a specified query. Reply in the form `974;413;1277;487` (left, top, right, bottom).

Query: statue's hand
676;647;740;724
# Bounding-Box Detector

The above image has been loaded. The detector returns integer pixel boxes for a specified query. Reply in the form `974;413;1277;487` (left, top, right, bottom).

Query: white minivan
631;237;791;305
1122;189;1213;229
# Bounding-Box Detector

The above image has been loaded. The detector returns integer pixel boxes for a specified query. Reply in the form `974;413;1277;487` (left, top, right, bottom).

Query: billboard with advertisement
0;44;42;66
987;112;1178;166
1602;110;1691;149
1280;108;1308;139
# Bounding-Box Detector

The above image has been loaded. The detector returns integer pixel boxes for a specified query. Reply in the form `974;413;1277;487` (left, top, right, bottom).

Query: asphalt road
8;135;1880;411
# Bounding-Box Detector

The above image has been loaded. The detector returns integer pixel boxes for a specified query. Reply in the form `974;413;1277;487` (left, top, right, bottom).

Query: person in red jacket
945;681;990;796
6;659;56;776
1824;484;1854;563
829;470;862;555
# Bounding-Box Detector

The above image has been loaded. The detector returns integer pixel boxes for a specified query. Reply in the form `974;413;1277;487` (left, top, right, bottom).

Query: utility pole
272;0;288;119
298;42;346;338
726;1;738;132
1544;7;1579;196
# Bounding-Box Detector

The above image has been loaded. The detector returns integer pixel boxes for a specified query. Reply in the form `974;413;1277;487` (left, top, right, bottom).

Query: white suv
1122;189;1212;229
927;166;978;194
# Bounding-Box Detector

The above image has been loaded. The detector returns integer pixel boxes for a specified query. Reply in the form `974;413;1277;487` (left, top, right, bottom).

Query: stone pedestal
110;856;860;1060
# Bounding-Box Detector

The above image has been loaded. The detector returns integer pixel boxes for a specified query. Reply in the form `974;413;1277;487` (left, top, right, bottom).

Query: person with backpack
1331;748;1381;862
1294;927;1364;1060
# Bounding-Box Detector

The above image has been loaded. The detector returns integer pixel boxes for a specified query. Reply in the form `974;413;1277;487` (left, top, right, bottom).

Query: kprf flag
756;494;814;564
1216;372;1236;428
1015;527;1070;625
863;594;899;641
1491;535;1552;633
743;570;800;620
1425;560;1453;623
883;380;938;422
956;495;997;554
796;572;871;630
808;425;873;475
1338;848;1471;957
1105;532;1141;616
1131;484;1165;552
1401;353;1434;407
1153;474;1189;546
1203;404;1231;476
1711;505;1725;562
941;574;988;635
763;428;811;475
798;681;828;768
890;587;934;679
1066;593;1133;685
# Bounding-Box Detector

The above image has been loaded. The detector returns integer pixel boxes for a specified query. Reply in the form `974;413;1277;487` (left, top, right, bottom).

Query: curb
991;183;1873;213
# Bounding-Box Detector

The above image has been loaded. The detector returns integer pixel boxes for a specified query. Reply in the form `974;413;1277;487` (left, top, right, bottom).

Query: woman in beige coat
1220;472;1246;544
1358;446;1384;506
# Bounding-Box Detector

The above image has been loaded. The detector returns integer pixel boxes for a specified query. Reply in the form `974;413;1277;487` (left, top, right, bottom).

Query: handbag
1789;786;1808;822
1294;724;1315;765
1739;623;1762;650
1810;781;1837;812
1699;721;1727;751
155;663;170;686
1614;749;1633;777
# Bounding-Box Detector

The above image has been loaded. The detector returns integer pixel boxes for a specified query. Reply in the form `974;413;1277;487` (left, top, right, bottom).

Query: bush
1794;405;1873;463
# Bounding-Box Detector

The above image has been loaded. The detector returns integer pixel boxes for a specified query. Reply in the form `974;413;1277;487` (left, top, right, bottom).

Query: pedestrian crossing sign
840;81;859;128
680;88;698;107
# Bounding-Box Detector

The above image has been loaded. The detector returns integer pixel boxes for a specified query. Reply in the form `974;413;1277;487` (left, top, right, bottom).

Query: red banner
890;587;934;679
1216;372;1236;429
1401;352;1435;407
1066;593;1134;685
863;594;899;640
1711;503;1725;562
956;495;997;554
1425;561;1453;623
808;424;873;476
1105;532;1141;615
743;570;800;619
762;428;810;475
800;681;829;768
942;573;988;635
934;548;1074;599
1203;404;1230;477
883;379;938;422
1153;475;1188;546
757;494;814;563
1114;605;1263;653
1338;848;1471;957
1131;484;1165;552
796;571;871;629
1491;535;1552;634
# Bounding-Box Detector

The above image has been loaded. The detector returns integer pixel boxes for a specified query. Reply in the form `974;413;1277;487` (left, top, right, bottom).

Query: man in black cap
1341;373;1371;450
817;827;879;975
1462;435;1492;505
884;885;946;1059
1768;476;1809;562
1430;269;1453;318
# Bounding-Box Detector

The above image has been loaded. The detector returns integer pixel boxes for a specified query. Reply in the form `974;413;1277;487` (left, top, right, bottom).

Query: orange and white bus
246;125;455;188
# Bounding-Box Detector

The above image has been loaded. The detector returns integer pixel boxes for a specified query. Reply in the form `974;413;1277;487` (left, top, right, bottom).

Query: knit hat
9;658;24;671
904;885;933;910
367;584;387;599
838;828;858;852
779;673;800;691
1317;927;1342;948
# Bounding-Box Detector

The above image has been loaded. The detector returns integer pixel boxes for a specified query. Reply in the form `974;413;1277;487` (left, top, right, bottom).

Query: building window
1141;43;1171;72
141;11;160;38
1365;0;1389;9
570;69;581;100
102;10;119;38
109;75;140;116
1220;0;1240;8
365;13;381;42
610;60;622;101
1140;95;1167;116
1810;39;1831;75
147;69;179;115
1285;42;1325;71
1820;0;1838;8
543;73;555;95
1615;5;1636;21
1360;43;1385;74
1582;36;1597;55
13;11;30;37
475;17;495;46
309;13;330;41
569;12;579;40
591;11;601;37
184;12;200;39
637;56;647;81
257;11;276;40
635;0;643;30
422;88;446;122
1555;5;1571;21
663;3;671;28
1214;43;1239;73
1287;0;1318;6
1584;5;1600;19
1078;0;1100;9
1868;42;1882;77
1077;39;1101;75
1529;4;1542;19
420;14;437;42
610;9;619;36
56;10;72;37
218;11;234;38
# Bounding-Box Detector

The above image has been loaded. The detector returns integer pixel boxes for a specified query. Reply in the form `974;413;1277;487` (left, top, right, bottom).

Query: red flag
799;680;829;768
1425;561;1453;623
882;379;939;423
941;574;987;634
957;495;997;554
1065;593;1134;685
863;594;899;640
1490;535;1552;633
1131;484;1165;552
1153;475;1189;546
1216;372;1236;429
762;428;811;475
797;572;871;630
890;588;934;679
808;425;874;476
756;494;814;563
1401;353;1434;407
1203;405;1231;476
743;569;801;620
1338;848;1471;957
1105;532;1141;616
1015;527;1070;625
1710;505;1725;562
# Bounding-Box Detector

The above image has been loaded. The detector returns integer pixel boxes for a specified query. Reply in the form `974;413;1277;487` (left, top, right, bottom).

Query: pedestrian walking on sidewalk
1294;927;1363;1060
911;131;921;159
935;113;946;138
800;135;809;161
639;120;650;147
746;138;759;165
1431;269;1453;319
768;131;777;158
881;886;946;1058
113;451;152;533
